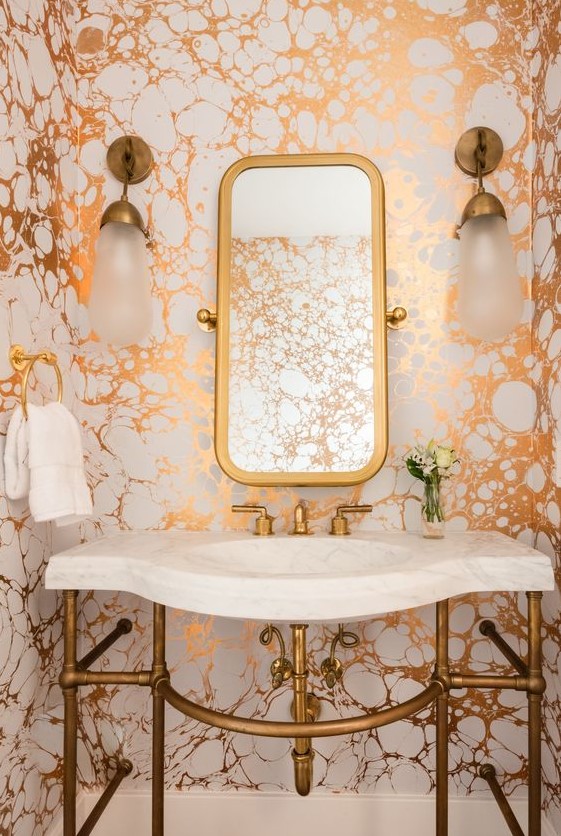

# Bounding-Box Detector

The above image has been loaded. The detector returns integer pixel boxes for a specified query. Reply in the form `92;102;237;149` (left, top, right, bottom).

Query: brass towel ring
9;344;63;419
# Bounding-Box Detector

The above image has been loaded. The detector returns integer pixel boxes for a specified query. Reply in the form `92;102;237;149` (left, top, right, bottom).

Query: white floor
48;791;558;836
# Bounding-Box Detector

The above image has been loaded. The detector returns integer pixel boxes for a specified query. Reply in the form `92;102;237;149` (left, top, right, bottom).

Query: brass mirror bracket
201;307;404;331
386;306;408;330
454;126;503;178
232;504;274;536
321;624;360;689
259;624;293;689
106;135;153;184
197;308;217;332
330;504;373;536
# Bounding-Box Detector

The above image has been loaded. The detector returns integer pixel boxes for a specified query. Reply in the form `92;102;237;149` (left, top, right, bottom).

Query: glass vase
421;474;445;539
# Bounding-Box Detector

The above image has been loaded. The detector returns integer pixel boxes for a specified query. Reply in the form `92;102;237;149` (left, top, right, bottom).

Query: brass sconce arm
455;126;506;226
101;135;153;233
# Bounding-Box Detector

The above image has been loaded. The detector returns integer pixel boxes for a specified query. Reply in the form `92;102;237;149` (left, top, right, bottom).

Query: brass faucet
232;504;274;536
329;504;373;536
290;502;313;536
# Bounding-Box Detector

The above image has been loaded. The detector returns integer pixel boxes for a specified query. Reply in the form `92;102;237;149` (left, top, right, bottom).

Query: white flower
435;447;454;469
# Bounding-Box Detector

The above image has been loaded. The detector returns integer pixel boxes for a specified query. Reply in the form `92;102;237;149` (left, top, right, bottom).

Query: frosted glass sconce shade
89;222;152;346
455;126;522;341
458;215;523;341
88;135;154;346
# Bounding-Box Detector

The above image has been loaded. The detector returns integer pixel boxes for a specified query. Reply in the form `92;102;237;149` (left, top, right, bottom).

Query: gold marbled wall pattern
0;0;559;830
0;0;78;833
72;0;558;812
531;0;561;830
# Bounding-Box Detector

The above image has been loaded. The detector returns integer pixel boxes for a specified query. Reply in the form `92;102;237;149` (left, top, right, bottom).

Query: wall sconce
88;135;153;346
455;126;523;341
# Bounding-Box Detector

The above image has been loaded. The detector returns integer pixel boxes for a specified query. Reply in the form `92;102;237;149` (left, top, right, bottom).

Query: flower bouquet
404;441;459;538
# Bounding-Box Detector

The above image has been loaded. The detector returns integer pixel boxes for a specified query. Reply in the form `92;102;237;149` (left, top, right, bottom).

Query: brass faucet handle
232;504;274;536
330;504;373;536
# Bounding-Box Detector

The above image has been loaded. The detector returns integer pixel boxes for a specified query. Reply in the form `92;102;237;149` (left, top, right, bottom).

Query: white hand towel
26;402;92;527
3;405;31;499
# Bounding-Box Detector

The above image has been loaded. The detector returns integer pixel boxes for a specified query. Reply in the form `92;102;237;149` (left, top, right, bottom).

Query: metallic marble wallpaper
0;0;559;833
0;0;78;833
73;0;559;817
531;1;561;831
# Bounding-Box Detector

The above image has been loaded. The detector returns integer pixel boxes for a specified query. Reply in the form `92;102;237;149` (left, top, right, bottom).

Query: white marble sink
45;530;554;622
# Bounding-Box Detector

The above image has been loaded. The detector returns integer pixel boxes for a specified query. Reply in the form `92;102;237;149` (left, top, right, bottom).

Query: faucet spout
290;502;313;536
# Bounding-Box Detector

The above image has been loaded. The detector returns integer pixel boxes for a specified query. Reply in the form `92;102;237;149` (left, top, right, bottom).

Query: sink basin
189;536;411;576
45;530;554;623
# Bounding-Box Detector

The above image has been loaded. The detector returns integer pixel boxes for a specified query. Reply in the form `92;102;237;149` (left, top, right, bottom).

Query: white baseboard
46;790;558;836
47;794;86;836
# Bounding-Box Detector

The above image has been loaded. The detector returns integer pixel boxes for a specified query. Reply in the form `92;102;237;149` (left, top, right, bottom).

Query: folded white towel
4;401;92;527
3;405;30;499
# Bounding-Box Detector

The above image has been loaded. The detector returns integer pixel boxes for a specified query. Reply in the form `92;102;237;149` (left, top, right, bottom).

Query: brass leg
527;592;543;836
62;591;79;836
291;624;313;796
435;600;449;836
152;603;166;836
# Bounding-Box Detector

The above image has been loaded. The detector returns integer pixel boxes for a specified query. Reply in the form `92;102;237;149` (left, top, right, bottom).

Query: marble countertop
45;530;555;622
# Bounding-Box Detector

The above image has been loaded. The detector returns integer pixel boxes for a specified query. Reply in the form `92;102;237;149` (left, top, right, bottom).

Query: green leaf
405;459;424;481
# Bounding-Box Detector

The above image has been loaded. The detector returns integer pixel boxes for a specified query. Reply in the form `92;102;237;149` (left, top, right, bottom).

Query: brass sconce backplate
455;127;503;177
107;135;153;184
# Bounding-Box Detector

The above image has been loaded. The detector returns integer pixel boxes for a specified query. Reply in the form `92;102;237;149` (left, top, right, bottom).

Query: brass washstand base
60;592;544;836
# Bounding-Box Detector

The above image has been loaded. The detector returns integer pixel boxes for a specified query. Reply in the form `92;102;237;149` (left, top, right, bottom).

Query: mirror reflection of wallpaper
228;235;374;473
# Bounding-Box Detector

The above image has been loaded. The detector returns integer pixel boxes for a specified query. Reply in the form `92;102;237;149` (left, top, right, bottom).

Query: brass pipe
158;678;443;737
77;760;133;836
78;618;133;670
449;674;530;691
152;603;166;836
62;591;78;836
479;765;524;836
479;620;528;676
435;600;449;836
61;670;152;688
527;592;542;836
291;624;313;796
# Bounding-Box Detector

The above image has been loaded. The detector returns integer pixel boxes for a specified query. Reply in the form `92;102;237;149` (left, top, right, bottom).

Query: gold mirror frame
215;152;388;487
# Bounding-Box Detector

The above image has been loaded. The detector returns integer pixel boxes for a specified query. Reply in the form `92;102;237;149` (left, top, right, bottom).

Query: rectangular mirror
215;153;387;486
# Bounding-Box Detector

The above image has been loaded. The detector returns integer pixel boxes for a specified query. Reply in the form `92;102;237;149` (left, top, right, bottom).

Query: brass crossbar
156;678;443;738
77;760;133;836
479;620;529;676
60;592;544;836
78;618;133;670
479;764;524;836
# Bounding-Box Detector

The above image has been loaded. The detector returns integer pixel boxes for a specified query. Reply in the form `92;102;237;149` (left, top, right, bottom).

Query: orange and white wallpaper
531;1;561;832
0;0;78;833
0;0;560;833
